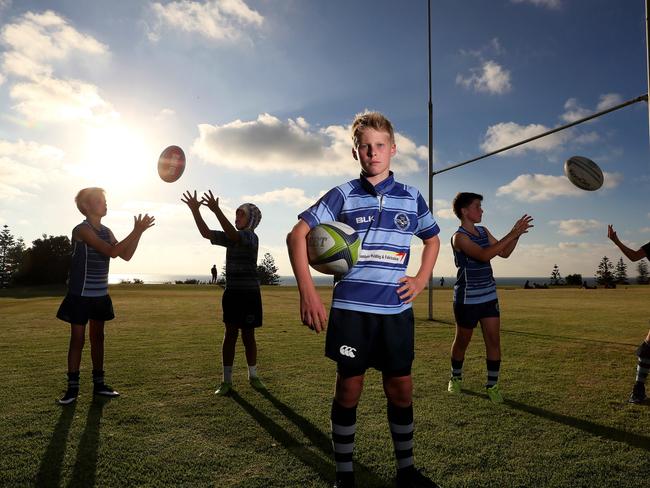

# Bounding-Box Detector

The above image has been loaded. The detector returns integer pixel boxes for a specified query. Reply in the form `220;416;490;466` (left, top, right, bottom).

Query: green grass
1;285;649;487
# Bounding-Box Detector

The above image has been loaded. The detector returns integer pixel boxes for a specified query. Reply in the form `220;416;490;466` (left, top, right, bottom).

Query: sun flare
74;123;155;193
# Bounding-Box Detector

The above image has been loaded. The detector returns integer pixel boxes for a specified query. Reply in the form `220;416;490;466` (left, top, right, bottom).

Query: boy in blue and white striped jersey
56;187;154;405
447;192;533;403
287;111;441;488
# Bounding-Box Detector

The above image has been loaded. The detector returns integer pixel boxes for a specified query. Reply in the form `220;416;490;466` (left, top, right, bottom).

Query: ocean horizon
109;273;598;287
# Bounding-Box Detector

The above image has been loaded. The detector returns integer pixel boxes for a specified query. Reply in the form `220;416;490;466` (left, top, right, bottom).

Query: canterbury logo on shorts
339;345;357;358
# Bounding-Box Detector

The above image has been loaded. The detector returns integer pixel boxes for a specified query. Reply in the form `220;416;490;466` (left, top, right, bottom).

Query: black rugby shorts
222;288;263;328
453;299;500;329
56;293;115;325
325;307;414;377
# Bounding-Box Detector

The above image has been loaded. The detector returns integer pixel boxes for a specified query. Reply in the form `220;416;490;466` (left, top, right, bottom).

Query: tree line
549;257;649;287
0;225;281;287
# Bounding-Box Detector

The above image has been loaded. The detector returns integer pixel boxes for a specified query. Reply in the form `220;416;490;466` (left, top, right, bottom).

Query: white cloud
597;93;623;111
496;171;622;201
573;131;599;145
550;219;604;236
192;113;426;176
241;187;323;208
157;108;176;118
0;71;4;86
480;122;568;155
0;139;65;199
10;77;118;123
561;98;591;123
149;0;263;43
511;0;561;9
1;10;108;69
456;60;512;95
1;11;115;125
639;227;650;233
433;198;455;220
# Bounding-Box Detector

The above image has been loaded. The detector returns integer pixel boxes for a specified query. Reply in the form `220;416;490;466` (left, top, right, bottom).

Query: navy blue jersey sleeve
297;186;345;228
209;230;229;247
414;192;440;240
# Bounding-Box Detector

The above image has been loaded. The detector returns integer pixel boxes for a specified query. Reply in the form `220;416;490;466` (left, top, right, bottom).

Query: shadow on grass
501;328;637;348
233;391;390;487
0;285;67;299
463;390;650;451
253;388;390;488
35;402;77;487
67;396;112;487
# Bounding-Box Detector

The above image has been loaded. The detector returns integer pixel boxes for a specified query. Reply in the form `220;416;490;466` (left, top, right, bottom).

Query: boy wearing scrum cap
182;190;265;396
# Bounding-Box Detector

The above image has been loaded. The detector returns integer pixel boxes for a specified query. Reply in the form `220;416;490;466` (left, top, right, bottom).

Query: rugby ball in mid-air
158;145;186;183
307;222;360;276
564;156;603;191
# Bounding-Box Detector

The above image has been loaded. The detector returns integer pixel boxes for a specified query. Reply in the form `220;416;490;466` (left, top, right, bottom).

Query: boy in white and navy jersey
607;224;650;404
56;188;154;405
287;111;441;488
182;190;265;397
447;192;533;403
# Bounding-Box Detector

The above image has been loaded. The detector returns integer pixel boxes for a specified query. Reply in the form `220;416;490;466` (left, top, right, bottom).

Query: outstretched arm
287;219;327;333
608;225;647;262
396;234;440;304
454;214;534;262
74;214;155;261
182;190;211;240
201;190;240;243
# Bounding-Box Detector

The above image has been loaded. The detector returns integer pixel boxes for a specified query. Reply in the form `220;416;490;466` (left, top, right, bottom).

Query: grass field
1;284;649;487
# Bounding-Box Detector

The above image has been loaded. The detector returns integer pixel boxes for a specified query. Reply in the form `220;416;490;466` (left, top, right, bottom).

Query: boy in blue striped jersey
56;188;154;405
447;192;533;403
287;111;441;488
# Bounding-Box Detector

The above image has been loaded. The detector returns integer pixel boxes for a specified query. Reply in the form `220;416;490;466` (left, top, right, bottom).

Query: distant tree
565;273;583;286
13;234;71;285
0;225;25;287
257;252;281;286
216;263;227;286
595;256;615;287
637;260;650;285
613;257;629;285
549;264;564;285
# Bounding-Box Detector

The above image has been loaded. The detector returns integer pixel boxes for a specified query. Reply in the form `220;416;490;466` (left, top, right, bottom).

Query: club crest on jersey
394;213;410;230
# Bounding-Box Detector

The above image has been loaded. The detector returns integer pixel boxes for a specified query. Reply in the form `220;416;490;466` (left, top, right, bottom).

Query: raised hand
181;190;201;211
134;213;155;233
200;190;219;213
511;214;534;237
607;224;619;243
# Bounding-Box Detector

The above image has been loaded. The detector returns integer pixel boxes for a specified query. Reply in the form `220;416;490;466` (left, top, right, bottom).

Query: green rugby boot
214;382;232;396
447;377;462;394
486;384;504;403
249;376;266;390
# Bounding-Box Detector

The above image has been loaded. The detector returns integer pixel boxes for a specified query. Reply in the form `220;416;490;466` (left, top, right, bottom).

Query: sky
1;0;649;281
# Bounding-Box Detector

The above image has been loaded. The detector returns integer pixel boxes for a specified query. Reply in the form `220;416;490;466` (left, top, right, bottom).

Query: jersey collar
359;171;396;195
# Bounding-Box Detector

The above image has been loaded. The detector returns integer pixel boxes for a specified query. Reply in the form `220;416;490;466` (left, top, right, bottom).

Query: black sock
67;371;80;390
331;400;356;479
486;359;501;388
387;402;414;472
92;369;105;385
451;358;464;379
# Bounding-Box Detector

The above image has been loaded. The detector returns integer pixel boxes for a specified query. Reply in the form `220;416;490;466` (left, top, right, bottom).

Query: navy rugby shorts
56;293;115;325
453;299;500;329
325;307;414;378
222;288;263;328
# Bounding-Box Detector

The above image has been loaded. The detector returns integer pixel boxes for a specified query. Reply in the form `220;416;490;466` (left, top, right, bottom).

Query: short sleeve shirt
298;172;440;315
210;230;259;290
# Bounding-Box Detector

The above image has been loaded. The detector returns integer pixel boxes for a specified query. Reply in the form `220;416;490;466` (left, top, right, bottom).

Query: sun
75;122;155;193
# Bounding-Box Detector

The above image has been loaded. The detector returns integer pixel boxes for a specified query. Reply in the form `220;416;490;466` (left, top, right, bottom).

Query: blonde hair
75;187;105;216
351;110;395;147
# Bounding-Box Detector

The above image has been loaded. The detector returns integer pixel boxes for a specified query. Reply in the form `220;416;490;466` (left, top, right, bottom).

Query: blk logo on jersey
394;213;410;230
356;215;374;224
339;345;357;358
